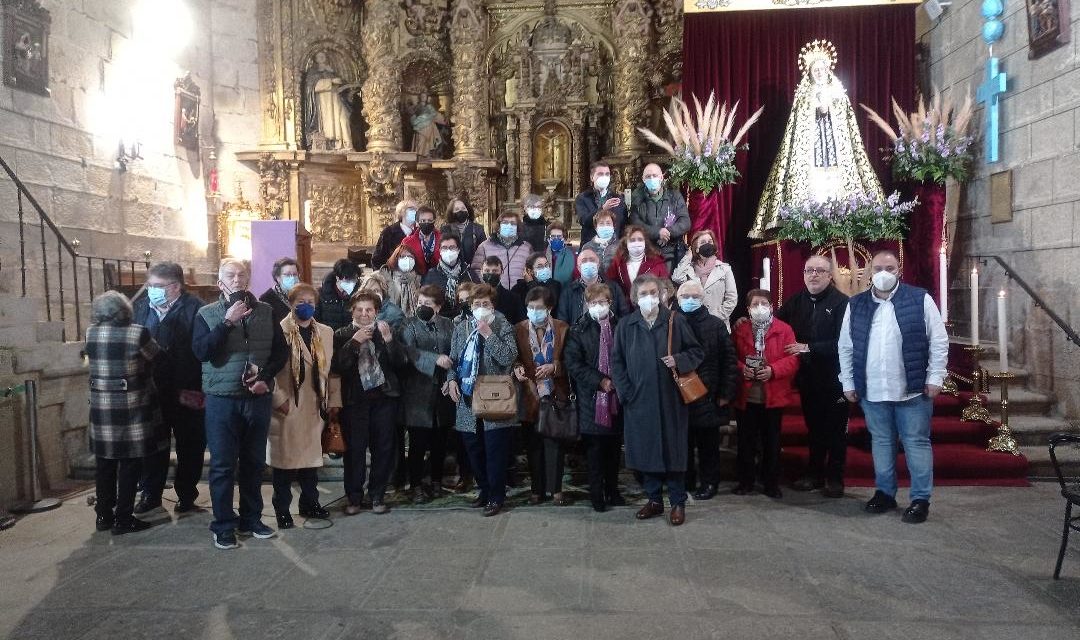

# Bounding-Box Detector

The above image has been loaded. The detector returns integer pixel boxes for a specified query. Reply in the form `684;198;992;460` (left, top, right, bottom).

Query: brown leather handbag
667;312;708;404
471;375;518;421
322;413;347;455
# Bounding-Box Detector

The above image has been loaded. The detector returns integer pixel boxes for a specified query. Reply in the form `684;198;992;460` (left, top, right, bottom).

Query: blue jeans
642;472;687;507
860;394;934;502
204;394;273;535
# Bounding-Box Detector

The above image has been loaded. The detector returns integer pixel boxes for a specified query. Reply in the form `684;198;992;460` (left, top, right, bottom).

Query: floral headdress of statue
798;40;838;76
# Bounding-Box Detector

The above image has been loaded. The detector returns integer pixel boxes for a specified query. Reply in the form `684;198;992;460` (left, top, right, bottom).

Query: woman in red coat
732;288;799;499
605;225;669;300
399;205;441;275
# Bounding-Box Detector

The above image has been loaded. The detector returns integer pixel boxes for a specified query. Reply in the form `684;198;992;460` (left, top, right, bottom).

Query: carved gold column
518;109;534;199
257;0;286;148
361;1;401;152
505;116;518;204
359;153;403;244
612;0;652;154
450;0;489;159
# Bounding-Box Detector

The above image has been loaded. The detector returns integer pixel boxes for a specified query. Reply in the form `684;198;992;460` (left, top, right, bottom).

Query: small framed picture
1025;0;1071;59
2;0;51;96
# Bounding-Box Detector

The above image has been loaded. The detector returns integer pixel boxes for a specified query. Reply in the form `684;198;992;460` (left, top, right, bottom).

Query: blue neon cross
977;57;1007;164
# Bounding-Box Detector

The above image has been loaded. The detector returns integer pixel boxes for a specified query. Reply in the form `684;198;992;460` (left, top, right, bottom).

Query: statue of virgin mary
750;40;884;238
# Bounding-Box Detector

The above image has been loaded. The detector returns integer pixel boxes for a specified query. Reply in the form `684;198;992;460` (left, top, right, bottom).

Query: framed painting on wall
2;0;51;96
1026;0;1071;59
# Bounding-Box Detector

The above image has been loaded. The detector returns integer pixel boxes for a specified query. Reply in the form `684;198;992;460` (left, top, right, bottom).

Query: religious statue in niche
174;72;201;149
533;121;570;196
751;40;884;238
303;51;361;152
407;91;449;158
1025;0;1071;59
2;0;50;96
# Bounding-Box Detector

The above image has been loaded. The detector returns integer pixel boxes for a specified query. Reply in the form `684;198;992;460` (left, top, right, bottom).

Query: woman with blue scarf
444;284;519;517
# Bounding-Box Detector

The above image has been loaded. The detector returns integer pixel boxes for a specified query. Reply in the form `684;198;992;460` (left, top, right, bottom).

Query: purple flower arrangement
776;191;917;247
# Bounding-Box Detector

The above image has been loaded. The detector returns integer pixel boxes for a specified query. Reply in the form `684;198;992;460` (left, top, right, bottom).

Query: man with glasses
132;262;208;515
838;250;948;524
775;255;850;498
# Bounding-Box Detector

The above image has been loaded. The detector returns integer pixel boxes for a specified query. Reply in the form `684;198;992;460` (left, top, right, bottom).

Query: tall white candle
997;290;1008;372
969;267;979;346
762;257;771;290
938;245;948;321
623;188;632;208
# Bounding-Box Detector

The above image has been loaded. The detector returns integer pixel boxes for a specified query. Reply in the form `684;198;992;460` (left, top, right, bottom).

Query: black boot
111;517;153;535
692;484;718;501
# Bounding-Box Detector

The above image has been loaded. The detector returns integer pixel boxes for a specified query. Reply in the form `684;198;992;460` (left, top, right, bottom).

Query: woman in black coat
675;281;738;501
612;274;703;526
564;282;626;512
441;198;487;269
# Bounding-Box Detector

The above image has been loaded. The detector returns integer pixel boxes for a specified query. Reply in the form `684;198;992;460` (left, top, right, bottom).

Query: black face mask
415;305;435;322
228;290;255;307
482;273;501;287
453;210;469;223
419;222;435;235
697;243;717;258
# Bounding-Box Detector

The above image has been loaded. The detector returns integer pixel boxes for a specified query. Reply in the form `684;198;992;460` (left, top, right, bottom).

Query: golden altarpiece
230;0;682;264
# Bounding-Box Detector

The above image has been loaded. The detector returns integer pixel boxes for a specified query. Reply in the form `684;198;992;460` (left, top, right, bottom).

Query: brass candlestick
960;345;992;423
942;322;959;396
987;371;1020;456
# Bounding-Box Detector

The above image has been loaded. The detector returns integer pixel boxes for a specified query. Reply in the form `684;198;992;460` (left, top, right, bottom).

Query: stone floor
2;482;1079;640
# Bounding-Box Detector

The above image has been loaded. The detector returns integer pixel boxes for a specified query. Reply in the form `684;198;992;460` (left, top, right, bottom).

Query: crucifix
977;57;1007;164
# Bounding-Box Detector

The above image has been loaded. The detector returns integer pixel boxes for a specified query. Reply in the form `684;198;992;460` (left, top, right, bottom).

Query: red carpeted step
779;415;997;446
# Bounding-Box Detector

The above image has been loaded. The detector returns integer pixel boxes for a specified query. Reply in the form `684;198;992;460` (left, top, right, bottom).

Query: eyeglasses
803;268;830;275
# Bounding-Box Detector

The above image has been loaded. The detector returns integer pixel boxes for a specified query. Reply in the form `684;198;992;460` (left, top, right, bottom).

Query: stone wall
0;0;261;286
921;0;1080;417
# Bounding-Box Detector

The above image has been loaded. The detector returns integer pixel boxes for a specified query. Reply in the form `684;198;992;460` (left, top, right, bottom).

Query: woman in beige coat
671;229;738;330
269;282;341;529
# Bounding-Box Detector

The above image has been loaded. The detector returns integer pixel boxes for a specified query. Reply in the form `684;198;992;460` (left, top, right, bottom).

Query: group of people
85;160;948;549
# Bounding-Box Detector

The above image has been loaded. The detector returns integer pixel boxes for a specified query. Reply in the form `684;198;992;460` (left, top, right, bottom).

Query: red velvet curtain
681;6;916;296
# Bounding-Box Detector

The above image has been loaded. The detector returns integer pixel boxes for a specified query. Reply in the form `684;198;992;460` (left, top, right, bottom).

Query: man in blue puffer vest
838;250;949;524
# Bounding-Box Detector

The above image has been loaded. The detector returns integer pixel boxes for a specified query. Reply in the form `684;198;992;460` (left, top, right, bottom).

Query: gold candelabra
987;371;1020;455
960;345;992;423
941;322;959;396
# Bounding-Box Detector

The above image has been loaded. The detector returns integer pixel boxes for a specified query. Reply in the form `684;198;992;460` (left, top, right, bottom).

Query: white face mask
472;306;493;322
398;256;415;273
872;270;898;292
339;279;357;295
526;207;543;219
637;294;659;314
749;305;772;323
594;175;610;190
628;241;646;258
441;249;459;264
588;303;610;320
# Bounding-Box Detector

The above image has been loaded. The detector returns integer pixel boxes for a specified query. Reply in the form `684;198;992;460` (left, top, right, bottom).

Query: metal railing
970;254;1080;346
0;154;150;342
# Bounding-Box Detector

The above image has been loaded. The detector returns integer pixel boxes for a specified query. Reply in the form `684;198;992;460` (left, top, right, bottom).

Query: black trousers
736;403;783;490
687;427;722;488
271;467;319;514
138;404;206;504
582;434;621;502
342;395;398;505
96;456;142;522
460;420;512;506
526;424;565;496
800;391;850;484
407;427;448;486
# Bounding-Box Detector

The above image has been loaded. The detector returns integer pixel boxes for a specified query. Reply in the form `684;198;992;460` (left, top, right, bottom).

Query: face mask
596;225;615;241
499;222;517;239
549;237;565;253
637;294;659;314
415;305;435;322
441;249;459;264
750;305;772;323
279;275;298;293
588;303;610;320
872;270;899;292
579;262;599;280
419;222;435;235
526;207;543;220
534;267;552;282
228;290;254;307
398;256;415;273
338;279;357;296
453;209;469;223
404;208;417;225
527;308;548;325
294;302;315;320
679;297;702;313
644;177;662;192
482;272;501;287
472;306;493;322
147;286;168;307
458;300;471;314
594;175;610;190
696;243;717;259
628;241;646;258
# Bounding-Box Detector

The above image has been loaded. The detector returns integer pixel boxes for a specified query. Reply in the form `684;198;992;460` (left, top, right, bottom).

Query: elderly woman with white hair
372;199;419;269
86;290;166;535
518;193;549;252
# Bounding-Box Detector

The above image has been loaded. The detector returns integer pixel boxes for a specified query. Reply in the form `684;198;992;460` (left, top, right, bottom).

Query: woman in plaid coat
85;291;167;535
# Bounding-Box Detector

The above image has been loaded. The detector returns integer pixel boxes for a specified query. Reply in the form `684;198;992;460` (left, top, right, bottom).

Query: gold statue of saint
750;40;884;238
534;123;569;183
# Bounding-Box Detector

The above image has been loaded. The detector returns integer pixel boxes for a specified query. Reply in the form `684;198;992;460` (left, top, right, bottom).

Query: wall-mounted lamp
116;139;142;172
